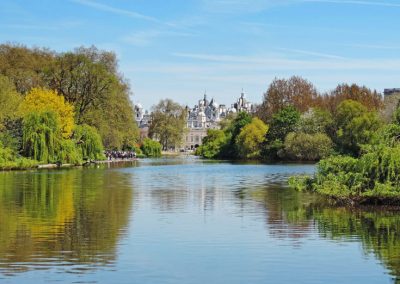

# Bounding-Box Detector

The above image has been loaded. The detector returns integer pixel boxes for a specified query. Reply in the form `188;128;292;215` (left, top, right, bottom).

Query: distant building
231;90;255;114
183;90;255;150
383;88;400;121
134;103;151;139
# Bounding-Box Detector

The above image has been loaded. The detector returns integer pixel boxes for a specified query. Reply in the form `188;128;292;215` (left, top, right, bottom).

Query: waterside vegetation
196;76;400;204
0;44;160;170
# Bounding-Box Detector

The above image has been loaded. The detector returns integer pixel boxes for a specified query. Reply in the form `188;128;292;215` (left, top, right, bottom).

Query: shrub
196;129;228;159
141;138;162;157
74;124;105;161
284;132;333;161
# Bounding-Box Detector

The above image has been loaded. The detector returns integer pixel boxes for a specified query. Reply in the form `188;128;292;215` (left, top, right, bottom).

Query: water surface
0;157;399;283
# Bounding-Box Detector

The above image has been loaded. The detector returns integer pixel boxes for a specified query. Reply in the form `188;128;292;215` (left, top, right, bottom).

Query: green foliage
0;75;22;128
224;112;252;158
335;100;382;156
0;141;39;170
74;124;105;160
22;111;81;164
394;107;400;125
264;106;300;159
371;124;400;147
141;138;162;157
0;44;140;151
297;108;334;135
196;129;228;159
267;106;300;142
22;111;60;163
290;145;400;203
56;139;82;165
288;175;313;192
236;118;268;159
283;132;333;161
149;99;187;150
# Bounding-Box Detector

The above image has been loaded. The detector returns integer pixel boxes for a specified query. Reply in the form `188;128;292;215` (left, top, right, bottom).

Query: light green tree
236;118;269;159
149;99;187;150
335;100;382;156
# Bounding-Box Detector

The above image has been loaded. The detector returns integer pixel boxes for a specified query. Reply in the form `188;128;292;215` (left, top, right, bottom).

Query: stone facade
383;88;400;122
183;91;255;150
134;103;151;139
134;91;255;150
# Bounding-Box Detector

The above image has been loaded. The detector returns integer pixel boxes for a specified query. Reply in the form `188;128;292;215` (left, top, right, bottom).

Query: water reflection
1;159;400;283
0;167;133;275
252;188;400;282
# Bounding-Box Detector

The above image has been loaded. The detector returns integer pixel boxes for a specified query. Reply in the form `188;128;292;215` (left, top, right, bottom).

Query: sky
1;0;400;109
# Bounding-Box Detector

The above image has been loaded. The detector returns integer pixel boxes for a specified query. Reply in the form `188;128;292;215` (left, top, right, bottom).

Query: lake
0;157;399;283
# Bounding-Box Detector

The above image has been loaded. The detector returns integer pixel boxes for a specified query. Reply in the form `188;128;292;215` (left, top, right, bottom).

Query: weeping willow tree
22;111;59;163
22;111;81;164
73;124;105;160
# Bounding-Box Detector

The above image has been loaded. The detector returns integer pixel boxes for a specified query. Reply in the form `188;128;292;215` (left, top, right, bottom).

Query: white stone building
183;91;255;150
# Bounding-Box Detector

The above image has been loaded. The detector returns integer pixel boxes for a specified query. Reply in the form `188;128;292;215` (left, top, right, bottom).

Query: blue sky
1;0;400;108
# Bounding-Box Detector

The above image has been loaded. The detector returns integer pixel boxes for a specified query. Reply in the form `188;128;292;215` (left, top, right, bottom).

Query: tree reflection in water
252;186;400;282
0;167;134;275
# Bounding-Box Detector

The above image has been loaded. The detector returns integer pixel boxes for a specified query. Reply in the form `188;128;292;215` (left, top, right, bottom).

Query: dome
135;103;143;109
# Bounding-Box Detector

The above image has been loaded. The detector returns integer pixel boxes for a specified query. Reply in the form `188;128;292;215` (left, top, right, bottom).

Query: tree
335;100;382;156
0;44;54;94
48;47;116;123
22;111;61;163
81;82;139;150
222;111;253;158
267;106;300;142
297;108;334;135
284;132;333;161
263;106;300;160
196;129;228;159
0;75;23;152
149;99;187;150
0;75;22;128
19;87;75;138
141;138;162;157
236;118;268;159
258;76;319;121
73;124;105;160
319;83;383;113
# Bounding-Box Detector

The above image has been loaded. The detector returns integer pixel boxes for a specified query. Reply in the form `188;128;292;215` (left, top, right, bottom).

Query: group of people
105;150;137;161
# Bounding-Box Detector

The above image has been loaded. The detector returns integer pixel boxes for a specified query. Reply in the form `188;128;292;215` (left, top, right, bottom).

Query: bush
289;146;400;203
284;132;333;161
141;138;162;157
196;129;228;159
74;124;105;161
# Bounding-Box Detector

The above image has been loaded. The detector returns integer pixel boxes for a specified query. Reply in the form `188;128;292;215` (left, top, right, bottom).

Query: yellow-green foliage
336;100;381;156
0;75;22;128
74;124;105;160
22;111;60;163
19;87;75;138
284;132;333;161
290;146;400;203
140;138;162;157
236;118;268;159
0;141;39;170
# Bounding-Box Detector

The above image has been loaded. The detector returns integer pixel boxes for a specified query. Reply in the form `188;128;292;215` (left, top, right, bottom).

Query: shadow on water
0;167;134;275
